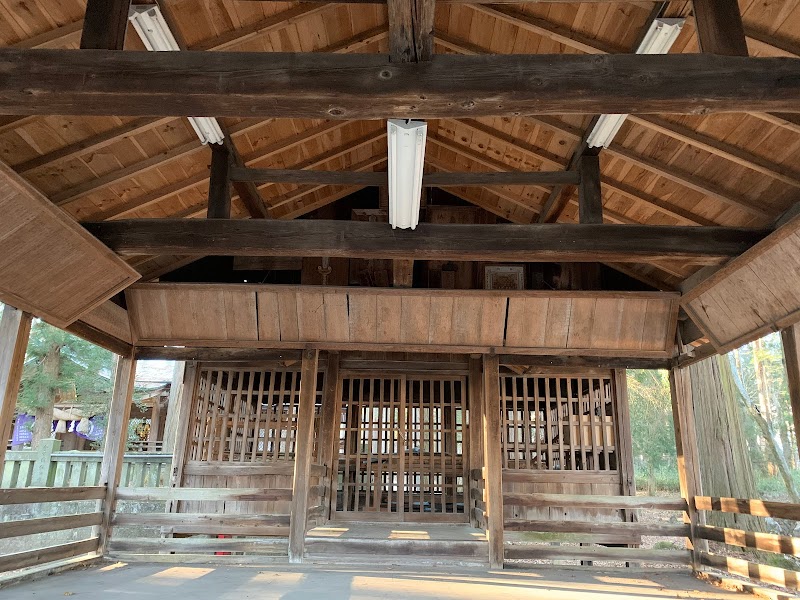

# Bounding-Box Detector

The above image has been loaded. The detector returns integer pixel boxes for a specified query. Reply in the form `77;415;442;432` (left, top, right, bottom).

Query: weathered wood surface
503;492;688;511
0;538;99;574
0;512;103;539
783;323;800;464
182;462;326;477
0;307;31;473
125;284;679;356
1;51;799;117
207;144;232;219
505;544;692;565
0;486;107;505
693;0;749;57
696;525;800;556
229;167;580;186
388;0;434;62
701;552;800;591
111;513;291;528
682;215;800;352
80;0;129;50
73;301;133;346
108;537;288;555
483;355;504;569
114;487;293;502
695;496;800;521
0;161;139;328
578;154;602;224
504;519;690;538
86;220;766;262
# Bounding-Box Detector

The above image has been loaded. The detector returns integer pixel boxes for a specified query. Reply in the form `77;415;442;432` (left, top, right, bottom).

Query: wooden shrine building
1;0;800;594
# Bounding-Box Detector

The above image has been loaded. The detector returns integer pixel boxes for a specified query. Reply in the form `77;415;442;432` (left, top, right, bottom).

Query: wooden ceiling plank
0;50;797;117
12;19;83;49
84;219;766;262
626;115;800;189
693;0;748;56
80;0;130;50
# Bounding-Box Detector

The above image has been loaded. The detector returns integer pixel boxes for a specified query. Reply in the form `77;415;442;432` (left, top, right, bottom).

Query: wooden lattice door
335;374;468;522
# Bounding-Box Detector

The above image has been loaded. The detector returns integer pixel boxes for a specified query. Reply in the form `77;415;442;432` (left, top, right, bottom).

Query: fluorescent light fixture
129;5;224;146
586;18;685;149
387;119;427;230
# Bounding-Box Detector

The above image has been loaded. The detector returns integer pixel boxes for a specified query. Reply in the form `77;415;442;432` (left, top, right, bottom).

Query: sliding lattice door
335;374;468;522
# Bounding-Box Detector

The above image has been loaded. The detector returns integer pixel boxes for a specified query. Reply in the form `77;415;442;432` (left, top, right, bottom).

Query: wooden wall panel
0;161;139;327
127;284;678;357
683;217;800;352
76;300;133;345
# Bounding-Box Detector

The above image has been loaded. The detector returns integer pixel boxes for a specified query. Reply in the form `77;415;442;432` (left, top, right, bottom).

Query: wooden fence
2;440;171;489
0;487;105;574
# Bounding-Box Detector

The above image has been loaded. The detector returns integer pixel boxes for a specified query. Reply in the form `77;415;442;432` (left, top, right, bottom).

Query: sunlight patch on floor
388;530;430;540
139;567;215;586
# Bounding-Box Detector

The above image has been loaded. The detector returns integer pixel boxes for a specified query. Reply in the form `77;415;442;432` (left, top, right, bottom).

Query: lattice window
189;367;319;463
500;374;618;471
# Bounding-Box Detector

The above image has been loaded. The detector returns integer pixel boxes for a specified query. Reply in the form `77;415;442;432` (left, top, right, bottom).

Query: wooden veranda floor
0;562;752;600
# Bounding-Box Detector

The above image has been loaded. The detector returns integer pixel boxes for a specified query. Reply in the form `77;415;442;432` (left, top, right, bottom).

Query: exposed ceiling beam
1;50;797;118
84;219;767;263
693;0;748;56
80;0;130;50
229;166;579;186
388;0;435;62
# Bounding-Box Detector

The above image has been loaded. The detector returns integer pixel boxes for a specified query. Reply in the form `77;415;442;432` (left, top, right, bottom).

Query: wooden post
393;259;414;288
80;0;131;50
162;361;187;455
693;0;748;56
613;370;636;498
482;354;504;569
318;351;341;522
167;363;198;489
289;349;319;563
781;323;800;462
578;154;603;224
0;306;32;478
669;366;708;569
467;356;484;527
98;355;137;555
207;143;232;219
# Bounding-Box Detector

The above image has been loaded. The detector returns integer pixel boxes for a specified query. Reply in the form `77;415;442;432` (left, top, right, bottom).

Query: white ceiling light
586;18;685;149
387;119;427;230
128;5;224;146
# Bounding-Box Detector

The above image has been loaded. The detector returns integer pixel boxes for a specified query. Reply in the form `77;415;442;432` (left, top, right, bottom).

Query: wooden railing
502;493;692;567
0;487;105;574
694;495;800;592
2;443;171;488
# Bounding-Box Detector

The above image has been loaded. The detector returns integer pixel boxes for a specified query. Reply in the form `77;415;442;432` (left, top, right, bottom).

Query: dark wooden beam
84;219;768;262
80;0;130;50
388;0;435;62
218;124;271;219
499;354;671;370
578;154;603;224
135;346;303;362
693;0;748;56
2;51;799;118
229;166;580;186
207;144;232;219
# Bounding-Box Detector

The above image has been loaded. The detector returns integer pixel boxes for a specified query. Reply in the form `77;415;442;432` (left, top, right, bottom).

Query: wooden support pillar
393;259;414;288
613;370;635;498
781;323;800;463
318;352;341;522
162;362;187;455
578;154;603;224
148;401;161;452
693;0;749;56
669;366;708;569
482;354;504;569
165;363;198;521
289;349;319;563
80;0;131;50
468;356;484;528
98;355;137;554
0;306;32;477
207;143;232;219
387;0;435;62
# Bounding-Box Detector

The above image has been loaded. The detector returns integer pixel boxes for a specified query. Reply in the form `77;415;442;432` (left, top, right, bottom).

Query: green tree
18;319;114;448
627;369;677;493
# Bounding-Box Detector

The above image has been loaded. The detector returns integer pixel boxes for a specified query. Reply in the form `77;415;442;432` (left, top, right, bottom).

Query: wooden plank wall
126;284;679;356
683;216;800;352
0;161;139;328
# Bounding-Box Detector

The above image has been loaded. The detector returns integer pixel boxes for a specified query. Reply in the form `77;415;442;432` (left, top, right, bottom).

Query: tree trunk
31;343;61;449
690;355;763;530
735;348;800;502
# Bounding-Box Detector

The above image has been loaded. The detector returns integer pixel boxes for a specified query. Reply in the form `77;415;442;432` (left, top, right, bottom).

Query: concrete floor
0;562;751;600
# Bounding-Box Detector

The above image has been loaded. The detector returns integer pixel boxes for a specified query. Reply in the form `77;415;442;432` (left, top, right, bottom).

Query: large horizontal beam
84;219;768;263
229;166;580;186
1;51;799;118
